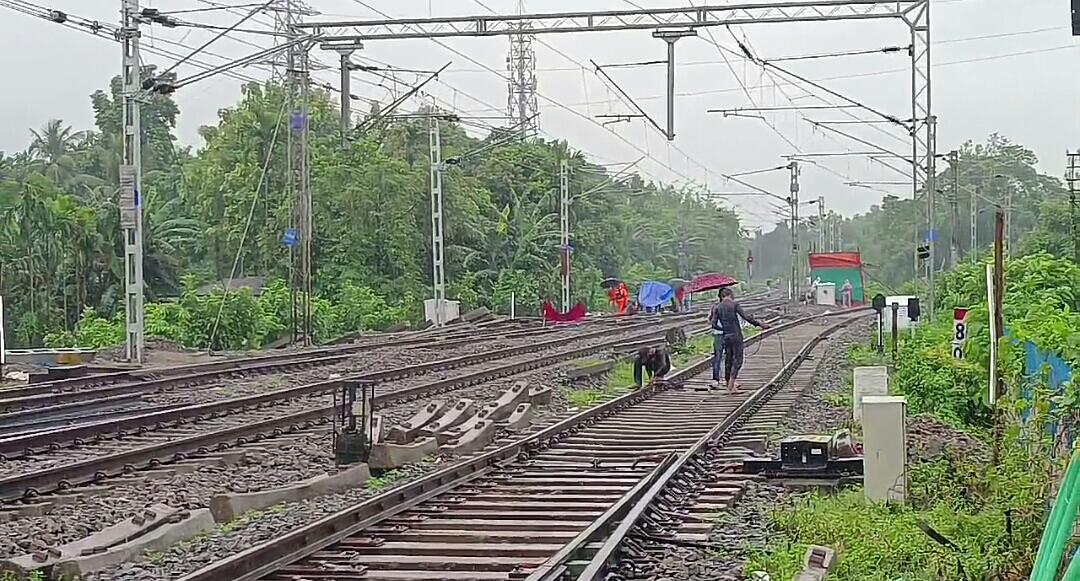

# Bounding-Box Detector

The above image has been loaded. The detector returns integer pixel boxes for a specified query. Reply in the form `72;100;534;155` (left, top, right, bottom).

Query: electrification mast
560;159;570;311
282;0;313;344
429;116;447;327
1068;152;1080;265
789;161;800;301
119;0;145;364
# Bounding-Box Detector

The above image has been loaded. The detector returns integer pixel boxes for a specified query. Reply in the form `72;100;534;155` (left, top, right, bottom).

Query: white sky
1;0;1077;229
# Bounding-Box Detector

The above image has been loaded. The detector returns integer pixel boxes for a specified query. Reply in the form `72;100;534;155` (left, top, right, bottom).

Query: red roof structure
808;252;863;269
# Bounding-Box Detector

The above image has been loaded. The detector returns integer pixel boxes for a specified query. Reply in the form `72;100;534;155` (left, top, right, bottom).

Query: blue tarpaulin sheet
637;281;675;308
1017;333;1075;448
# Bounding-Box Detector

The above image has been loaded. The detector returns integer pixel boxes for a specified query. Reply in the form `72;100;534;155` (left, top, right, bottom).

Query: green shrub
748;400;1055;581
44;307;123;348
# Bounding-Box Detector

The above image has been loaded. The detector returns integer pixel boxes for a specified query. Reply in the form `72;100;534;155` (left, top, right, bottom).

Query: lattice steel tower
507;2;538;133
272;0;313;344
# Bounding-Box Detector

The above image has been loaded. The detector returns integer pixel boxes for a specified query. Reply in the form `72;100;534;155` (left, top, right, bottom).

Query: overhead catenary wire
342;0;717;196
460;0;775;198
0;0;699;226
16;0;1053;234
155;3;268;16
156;0;277;78
207;97;288;353
157;36;312;93
438;25;1070;74
449;40;1078;115
589;59;665;138
764;45;909;63
642;0;897;199
694;4;913;191
804;120;913;178
354;62;452;134
0;0;281;87
172;20;289;38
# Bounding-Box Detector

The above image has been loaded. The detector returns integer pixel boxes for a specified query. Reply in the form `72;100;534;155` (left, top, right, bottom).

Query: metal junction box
780;435;831;471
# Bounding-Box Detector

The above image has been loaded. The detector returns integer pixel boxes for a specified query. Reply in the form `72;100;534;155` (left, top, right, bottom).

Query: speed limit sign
952;308;970;359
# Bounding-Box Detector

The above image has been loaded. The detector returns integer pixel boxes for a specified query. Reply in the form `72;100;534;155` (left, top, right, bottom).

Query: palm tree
0;152;12;182
28;120;87;184
143;195;200;298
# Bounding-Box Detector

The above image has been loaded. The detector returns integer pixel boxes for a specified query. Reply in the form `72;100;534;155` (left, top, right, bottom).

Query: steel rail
0;299;722;402
0;316;690;459
0;311;698;409
175;309;832;581
525;454;679;581
565;314;865;581
0;317;712;501
0;323;570;403
1;301;783;436
0;302;752;429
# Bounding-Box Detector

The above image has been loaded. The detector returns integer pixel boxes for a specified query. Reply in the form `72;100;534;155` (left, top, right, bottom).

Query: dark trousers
723;334;745;382
711;334;725;381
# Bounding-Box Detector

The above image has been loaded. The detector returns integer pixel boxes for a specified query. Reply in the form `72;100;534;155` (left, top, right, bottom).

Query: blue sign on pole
922;229;938;242
290;112;307;133
282;228;300;248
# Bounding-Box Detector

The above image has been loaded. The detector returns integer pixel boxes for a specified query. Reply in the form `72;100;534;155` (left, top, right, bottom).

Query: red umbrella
686;273;738;293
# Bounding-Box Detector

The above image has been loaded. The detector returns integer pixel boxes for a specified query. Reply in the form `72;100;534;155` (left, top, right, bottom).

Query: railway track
0;308;748;503
0;293;778;413
0;297;786;435
174;308;866;581
0;323;588;413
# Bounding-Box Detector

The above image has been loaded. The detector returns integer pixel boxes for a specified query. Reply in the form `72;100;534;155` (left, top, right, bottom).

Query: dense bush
891;322;991;427
749;439;1050;580
44;277;407;351
44;307;124;349
748;254;1079;579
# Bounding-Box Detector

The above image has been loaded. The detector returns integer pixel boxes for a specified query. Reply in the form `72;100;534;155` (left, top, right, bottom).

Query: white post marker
986;264;998;405
852;366;888;422
952;307;970;360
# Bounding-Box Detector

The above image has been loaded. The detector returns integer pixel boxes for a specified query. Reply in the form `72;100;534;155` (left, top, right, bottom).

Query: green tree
27;119;88;184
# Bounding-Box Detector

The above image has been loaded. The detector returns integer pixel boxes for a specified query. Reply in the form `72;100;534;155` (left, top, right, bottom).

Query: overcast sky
1;0;1077;229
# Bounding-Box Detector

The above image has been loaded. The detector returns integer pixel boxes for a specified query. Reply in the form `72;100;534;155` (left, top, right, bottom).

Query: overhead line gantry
296;0;934;305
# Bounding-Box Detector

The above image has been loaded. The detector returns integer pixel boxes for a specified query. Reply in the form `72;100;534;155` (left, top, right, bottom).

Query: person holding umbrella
688;274;739;390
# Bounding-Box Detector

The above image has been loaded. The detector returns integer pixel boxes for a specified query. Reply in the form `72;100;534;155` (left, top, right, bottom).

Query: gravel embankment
1;328;651;479
652;318;991;580
0;318;695;574
648;320;868;581
0;344;621;571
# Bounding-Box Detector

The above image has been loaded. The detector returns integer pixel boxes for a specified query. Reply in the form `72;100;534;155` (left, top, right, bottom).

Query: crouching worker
634;346;671;388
